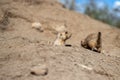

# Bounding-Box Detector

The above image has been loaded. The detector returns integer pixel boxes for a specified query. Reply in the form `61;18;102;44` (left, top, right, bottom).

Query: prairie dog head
81;40;87;48
57;31;72;41
54;31;72;46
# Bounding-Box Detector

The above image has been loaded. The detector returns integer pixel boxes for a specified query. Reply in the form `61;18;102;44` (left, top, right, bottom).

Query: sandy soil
0;0;120;80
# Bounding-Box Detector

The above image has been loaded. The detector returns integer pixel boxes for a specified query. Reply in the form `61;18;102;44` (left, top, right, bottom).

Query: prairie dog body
81;32;102;53
54;31;72;46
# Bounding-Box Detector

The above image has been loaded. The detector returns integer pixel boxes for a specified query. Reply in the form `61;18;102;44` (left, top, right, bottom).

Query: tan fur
54;31;72;46
81;32;102;53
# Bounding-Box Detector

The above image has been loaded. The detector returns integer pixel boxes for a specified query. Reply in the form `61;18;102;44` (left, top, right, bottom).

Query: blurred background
59;0;120;28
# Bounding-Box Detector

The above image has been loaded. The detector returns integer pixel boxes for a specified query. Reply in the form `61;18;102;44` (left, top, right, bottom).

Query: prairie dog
54;31;72;46
81;32;102;53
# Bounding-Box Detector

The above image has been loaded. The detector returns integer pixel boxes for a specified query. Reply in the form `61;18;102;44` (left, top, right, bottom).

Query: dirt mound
0;0;120;80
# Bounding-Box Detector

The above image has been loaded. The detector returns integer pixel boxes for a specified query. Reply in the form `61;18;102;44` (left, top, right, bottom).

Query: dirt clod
30;64;48;76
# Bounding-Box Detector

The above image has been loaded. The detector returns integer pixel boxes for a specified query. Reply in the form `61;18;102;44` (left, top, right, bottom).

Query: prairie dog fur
81;32;102;53
54;31;72;46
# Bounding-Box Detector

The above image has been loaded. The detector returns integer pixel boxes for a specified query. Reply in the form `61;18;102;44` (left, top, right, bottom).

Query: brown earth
0;0;120;80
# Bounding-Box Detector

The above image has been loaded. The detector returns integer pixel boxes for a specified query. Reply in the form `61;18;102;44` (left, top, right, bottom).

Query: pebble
30;64;48;76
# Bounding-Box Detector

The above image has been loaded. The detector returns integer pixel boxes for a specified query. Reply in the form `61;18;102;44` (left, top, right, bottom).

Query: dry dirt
0;0;120;80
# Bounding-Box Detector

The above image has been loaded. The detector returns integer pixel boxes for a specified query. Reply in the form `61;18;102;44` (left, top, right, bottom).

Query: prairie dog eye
60;33;62;36
65;31;68;34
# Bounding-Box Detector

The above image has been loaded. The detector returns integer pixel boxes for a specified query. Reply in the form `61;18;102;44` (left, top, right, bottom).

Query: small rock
30;64;48;76
32;22;44;32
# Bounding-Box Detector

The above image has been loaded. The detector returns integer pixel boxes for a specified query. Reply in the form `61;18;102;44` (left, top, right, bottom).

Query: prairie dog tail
97;32;102;46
